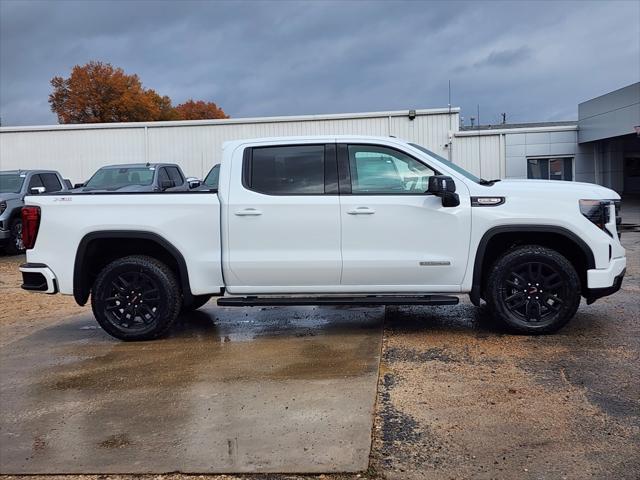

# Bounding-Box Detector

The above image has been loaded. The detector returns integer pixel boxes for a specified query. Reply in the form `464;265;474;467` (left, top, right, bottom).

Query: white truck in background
19;135;625;340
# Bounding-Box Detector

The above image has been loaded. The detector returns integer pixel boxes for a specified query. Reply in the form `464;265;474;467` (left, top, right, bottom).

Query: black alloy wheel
501;261;566;325
104;271;162;332
91;255;182;341
486;245;581;334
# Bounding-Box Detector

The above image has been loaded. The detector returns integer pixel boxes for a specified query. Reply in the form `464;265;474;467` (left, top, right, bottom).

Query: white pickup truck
19;136;626;340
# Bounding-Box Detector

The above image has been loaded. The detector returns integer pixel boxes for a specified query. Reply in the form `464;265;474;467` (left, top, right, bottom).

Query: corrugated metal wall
452;134;503;180
0;110;460;183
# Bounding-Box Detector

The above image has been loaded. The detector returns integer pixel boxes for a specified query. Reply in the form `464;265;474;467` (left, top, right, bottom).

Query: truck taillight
21;206;41;249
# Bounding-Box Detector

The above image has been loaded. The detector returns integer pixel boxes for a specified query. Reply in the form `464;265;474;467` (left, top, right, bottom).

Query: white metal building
0;108;460;183
1;82;638;194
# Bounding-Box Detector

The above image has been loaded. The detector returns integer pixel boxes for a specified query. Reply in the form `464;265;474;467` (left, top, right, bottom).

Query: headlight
0;201;6;215
579;199;608;229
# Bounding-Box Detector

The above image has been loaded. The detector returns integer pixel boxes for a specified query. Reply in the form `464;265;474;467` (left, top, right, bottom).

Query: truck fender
469;225;595;306
73;230;193;306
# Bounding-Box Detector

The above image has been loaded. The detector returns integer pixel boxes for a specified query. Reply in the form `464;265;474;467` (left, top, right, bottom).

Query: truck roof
96;163;180;169
222;135;410;150
98;163;180;170
0;169;62;175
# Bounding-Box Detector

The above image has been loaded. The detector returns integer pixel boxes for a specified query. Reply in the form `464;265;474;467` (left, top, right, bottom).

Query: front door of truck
338;144;471;291
225;143;341;292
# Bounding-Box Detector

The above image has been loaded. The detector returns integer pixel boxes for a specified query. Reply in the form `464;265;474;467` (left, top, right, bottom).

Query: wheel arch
470;225;595;306
73;231;192;306
8;204;23;222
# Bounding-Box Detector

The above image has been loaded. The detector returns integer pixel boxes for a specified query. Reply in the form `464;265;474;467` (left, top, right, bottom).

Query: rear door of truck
223;141;341;293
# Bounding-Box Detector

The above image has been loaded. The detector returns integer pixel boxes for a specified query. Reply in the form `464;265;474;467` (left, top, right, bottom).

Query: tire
181;294;212;313
5;218;25;255
485;245;581;334
91;255;182;341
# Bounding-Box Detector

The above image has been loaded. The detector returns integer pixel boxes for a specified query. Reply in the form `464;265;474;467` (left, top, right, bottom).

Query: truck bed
24;192;224;297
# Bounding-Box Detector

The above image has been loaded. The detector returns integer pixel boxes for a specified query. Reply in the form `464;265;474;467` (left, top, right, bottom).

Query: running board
217;295;459;307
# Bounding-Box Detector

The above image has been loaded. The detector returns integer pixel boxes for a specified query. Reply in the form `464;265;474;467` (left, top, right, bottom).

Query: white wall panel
0;110;459;182
0;128;146;182
452;134;502;179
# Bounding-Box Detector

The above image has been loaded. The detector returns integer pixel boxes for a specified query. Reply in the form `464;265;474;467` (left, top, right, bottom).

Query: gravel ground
0;254;87;347
1;231;638;479
371;231;639;479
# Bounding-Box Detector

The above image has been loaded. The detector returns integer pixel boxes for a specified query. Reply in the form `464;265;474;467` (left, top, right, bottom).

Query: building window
527;157;573;181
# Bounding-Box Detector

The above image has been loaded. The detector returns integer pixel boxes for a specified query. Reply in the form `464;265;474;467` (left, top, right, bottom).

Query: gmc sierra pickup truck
19;136;626;340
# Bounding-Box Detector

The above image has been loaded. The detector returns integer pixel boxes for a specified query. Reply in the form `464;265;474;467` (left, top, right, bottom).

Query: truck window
348;145;435;194
40;173;63;192
203;164;220;188
245;145;325;195
85;167;154;189
28;174;44;190
158;168;170;184
0;173;25;193
166;167;184;185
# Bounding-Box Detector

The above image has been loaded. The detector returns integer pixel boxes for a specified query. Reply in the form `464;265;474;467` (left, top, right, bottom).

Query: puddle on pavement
0;304;383;474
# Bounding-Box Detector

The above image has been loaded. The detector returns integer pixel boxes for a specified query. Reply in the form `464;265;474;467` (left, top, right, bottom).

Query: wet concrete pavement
1;228;639;479
0;306;383;474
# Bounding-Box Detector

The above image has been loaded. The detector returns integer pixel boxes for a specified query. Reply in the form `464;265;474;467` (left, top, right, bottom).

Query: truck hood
486;179;620;200
0;192;22;203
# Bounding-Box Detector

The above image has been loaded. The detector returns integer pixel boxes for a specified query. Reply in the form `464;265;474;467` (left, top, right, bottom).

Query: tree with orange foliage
175;99;228;120
49;61;227;123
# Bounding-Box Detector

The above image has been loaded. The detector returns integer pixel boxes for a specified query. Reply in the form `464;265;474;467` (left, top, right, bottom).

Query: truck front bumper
19;263;58;294
0;227;10;242
585;256;626;304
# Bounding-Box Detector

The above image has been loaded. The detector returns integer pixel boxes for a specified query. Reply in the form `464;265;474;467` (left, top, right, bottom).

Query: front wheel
485;245;581;334
91;255;182;341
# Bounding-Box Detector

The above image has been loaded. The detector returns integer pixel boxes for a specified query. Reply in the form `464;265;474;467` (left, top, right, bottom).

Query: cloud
0;0;638;127
473;46;533;68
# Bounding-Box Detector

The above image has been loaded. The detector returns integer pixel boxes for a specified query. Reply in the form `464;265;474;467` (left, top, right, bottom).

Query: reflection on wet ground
0;305;383;474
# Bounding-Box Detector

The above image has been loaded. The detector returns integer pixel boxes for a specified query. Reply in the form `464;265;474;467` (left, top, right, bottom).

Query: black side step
217;295;459;307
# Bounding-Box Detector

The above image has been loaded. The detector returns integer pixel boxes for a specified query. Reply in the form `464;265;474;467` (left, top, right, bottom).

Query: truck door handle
235;208;263;216
347;207;375;215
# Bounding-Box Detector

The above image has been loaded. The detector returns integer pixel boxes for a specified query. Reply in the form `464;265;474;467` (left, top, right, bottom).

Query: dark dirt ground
1;231;638;480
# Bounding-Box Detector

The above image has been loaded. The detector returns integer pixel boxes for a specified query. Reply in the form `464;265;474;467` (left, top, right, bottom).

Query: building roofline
0;107;461;133
454;124;578;137
578;81;640;106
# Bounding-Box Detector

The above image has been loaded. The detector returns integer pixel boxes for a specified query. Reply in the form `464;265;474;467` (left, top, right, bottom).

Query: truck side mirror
187;177;201;189
427;175;460;207
29;186;46;195
160;179;176;191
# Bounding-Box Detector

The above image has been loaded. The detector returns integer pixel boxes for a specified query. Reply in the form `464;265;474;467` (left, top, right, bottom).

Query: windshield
409;143;481;183
203;164;220;189
0;173;25;193
84;167;155;190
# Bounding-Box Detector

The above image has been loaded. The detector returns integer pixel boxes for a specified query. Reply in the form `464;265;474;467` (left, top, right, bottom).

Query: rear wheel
91;255;182;341
485;245;581;334
5;218;24;255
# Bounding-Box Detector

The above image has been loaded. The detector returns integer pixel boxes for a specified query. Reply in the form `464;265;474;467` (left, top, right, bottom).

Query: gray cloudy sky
1;0;639;126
